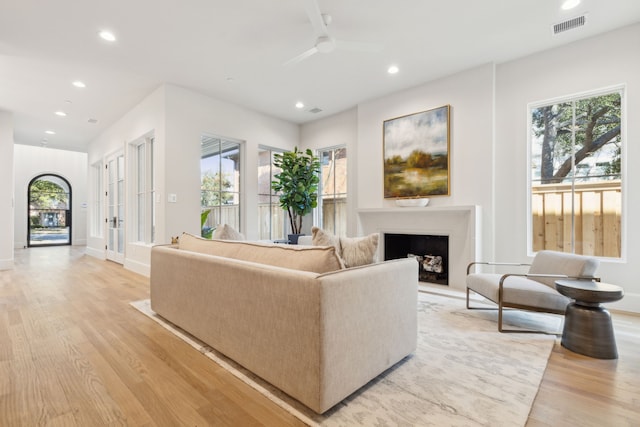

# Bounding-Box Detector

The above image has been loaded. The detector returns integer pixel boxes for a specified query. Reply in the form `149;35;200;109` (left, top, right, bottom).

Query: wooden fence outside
531;180;621;258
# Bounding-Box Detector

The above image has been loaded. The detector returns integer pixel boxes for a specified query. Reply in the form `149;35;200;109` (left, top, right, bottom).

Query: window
257;146;286;240
131;136;155;244
529;88;623;258
90;161;103;237
318;146;347;237
201;135;241;235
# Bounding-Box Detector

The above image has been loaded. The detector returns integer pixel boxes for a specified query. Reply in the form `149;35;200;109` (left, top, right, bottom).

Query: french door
106;151;125;263
27;174;72;247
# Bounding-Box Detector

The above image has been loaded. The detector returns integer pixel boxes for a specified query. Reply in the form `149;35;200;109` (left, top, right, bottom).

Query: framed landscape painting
383;105;450;198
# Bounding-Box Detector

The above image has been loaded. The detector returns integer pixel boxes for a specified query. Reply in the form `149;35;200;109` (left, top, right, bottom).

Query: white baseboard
124;258;150;277
608;292;640;315
0;258;14;270
85;246;106;260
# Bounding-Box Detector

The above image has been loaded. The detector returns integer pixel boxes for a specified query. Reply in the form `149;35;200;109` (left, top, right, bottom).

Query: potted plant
271;147;321;243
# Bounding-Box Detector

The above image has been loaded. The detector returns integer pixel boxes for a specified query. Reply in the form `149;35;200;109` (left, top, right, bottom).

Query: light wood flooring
1;246;638;426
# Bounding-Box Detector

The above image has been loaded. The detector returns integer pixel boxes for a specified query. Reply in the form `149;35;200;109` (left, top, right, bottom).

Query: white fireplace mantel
358;205;481;291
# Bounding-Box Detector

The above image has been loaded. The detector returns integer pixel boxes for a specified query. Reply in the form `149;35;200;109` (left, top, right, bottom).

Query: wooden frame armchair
466;250;600;333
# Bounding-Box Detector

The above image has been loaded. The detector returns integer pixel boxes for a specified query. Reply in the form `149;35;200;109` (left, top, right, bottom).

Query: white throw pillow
340;233;379;268
212;224;245;240
311;226;379;268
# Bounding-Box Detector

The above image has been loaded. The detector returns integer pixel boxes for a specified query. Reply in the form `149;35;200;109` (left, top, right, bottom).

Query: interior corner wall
300;107;358;235
163;85;299;241
13;145;88;249
355;64;496;266
0;111;15;269
86;84;299;274
86;84;167;274
495;23;640;312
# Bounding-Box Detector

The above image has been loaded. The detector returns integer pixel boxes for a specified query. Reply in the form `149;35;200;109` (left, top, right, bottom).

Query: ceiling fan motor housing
316;36;336;53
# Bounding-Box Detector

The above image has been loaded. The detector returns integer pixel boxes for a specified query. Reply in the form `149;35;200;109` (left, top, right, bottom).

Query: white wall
82;24;640;313
300;25;640;313
164;85;299;241
495;23;640;312
86;85;166;274
0;111;14;269
86;84;299;274
354;63;496;262
13;145;87;248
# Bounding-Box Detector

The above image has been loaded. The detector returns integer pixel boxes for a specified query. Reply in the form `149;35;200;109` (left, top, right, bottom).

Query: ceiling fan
283;0;381;66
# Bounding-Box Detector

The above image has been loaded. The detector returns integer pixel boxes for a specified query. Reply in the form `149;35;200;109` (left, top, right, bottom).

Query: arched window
28;174;72;246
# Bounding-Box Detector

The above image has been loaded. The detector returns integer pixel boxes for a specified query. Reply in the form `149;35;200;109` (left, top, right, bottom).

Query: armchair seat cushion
467;273;570;312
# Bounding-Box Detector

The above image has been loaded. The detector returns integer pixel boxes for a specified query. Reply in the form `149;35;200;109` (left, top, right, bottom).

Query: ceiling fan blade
283;46;319;66
335;39;383;53
301;0;328;36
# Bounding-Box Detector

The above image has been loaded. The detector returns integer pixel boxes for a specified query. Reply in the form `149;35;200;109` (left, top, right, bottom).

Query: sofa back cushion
528;250;599;288
178;232;344;273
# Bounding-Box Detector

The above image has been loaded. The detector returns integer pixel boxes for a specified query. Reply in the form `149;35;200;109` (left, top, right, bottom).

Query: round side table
555;279;624;359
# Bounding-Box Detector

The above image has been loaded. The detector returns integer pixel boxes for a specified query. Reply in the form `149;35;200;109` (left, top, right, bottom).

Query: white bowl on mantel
395;198;430;207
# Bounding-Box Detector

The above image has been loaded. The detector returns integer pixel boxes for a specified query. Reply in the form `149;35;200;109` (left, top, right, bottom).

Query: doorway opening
28;174;72;247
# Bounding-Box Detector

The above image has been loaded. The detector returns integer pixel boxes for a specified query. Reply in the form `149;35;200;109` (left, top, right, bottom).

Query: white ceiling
1;0;639;152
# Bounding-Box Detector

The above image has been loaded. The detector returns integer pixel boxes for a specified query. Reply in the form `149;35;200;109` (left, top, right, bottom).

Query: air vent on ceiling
308;107;323;114
553;15;587;35
87;118;98;124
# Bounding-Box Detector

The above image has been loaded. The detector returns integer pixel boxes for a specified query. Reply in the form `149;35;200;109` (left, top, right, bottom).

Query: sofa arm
315;258;418;412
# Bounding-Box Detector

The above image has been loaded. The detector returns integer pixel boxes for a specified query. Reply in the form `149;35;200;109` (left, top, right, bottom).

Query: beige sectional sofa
150;234;418;414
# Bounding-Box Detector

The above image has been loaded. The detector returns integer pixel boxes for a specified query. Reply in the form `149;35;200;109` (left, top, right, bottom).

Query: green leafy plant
201;209;214;239
271;147;320;235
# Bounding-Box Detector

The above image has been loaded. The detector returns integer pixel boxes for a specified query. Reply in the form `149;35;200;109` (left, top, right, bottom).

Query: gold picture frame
383;105;451;198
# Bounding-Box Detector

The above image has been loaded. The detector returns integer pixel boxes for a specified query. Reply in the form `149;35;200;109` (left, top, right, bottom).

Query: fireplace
384;233;449;285
358;205;480;292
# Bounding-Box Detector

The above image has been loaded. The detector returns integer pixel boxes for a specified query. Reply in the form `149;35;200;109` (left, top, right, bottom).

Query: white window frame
90;161;103;238
526;85;626;260
201;134;243;234
317;145;347;237
258;145;286;240
130;135;155;245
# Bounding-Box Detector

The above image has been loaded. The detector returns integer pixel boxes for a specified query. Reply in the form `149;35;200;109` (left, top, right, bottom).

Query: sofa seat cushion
179;232;343;273
467;273;570;312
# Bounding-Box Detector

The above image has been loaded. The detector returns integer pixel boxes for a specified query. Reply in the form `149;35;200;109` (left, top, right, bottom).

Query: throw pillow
311;226;341;253
212;224;245;240
339;233;379;268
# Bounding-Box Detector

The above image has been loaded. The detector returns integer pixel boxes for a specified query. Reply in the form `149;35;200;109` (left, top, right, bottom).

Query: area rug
130;293;560;426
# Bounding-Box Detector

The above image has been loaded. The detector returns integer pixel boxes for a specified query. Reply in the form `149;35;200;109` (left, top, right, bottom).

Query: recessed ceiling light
388;65;399;74
99;30;116;42
295;101;305;109
45;130;56;135
72;81;86;88
55;111;67;117
561;0;581;10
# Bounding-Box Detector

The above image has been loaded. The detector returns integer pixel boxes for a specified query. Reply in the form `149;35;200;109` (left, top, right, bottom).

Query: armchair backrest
528;250;599;288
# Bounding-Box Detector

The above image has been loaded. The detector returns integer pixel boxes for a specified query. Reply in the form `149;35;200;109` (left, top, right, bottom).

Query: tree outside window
201;135;241;236
530;89;622;258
